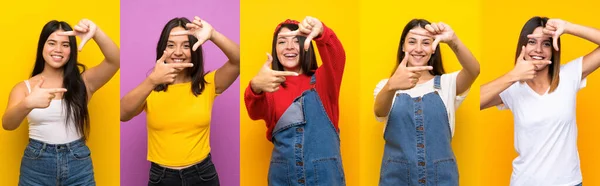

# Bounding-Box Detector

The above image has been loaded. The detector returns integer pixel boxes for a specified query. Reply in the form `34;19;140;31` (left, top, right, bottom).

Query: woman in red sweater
244;16;346;185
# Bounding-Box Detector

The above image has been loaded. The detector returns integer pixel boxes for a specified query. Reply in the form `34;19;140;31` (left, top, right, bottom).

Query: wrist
250;79;263;94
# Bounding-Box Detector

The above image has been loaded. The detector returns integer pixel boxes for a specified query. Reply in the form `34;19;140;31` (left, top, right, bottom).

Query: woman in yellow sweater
120;16;240;186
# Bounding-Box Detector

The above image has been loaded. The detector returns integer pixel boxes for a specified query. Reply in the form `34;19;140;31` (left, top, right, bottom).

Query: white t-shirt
374;71;468;136
499;57;585;186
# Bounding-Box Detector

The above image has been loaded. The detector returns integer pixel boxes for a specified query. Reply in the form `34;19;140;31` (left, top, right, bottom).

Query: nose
174;46;184;55
534;43;543;53
414;43;424;53
285;40;294;50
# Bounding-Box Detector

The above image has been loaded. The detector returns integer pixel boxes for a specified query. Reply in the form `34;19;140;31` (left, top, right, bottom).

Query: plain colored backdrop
0;0;121;185
120;0;240;185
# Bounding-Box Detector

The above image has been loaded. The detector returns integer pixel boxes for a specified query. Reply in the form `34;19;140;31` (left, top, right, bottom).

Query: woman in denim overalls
245;16;346;186
374;19;480;185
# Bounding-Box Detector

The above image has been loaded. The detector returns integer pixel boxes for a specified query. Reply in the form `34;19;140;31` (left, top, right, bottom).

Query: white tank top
25;80;81;144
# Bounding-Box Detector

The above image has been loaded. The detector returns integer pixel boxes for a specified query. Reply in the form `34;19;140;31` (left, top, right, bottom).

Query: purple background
120;0;239;185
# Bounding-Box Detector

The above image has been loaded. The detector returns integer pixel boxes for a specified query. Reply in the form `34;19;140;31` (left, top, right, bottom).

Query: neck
284;67;302;74
418;72;434;83
527;68;551;87
173;71;191;84
40;64;65;79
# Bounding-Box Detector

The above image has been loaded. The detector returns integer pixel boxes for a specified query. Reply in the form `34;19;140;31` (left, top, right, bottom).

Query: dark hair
32;20;89;140
393;19;445;76
271;24;317;76
154;17;207;96
515;16;561;93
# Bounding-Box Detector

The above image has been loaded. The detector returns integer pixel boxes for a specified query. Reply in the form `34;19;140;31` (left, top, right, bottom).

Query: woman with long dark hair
374;19;479;185
120;16;239;186
2;19;119;185
481;17;600;186
245;16;346;185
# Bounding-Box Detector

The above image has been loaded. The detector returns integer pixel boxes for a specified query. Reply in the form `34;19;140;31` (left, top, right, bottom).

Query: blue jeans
148;154;219;186
19;138;95;186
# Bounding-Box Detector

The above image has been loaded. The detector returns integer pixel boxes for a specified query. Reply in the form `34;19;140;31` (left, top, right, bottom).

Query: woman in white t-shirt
374;19;480;185
480;17;600;186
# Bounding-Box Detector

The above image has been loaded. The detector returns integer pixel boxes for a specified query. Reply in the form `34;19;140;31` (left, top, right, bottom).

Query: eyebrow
408;37;431;41
47;39;69;44
167;40;190;43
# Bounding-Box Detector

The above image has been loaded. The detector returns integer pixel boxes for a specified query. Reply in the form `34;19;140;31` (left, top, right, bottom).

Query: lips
283;53;298;59
50;55;63;62
411;54;426;60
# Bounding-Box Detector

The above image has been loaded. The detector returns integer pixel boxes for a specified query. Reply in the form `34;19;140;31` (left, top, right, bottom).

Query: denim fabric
148;154;219;186
380;76;458;186
268;75;346;186
19;138;95;186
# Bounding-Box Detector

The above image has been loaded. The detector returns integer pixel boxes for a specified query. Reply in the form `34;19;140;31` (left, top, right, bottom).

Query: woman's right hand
250;53;299;93
387;52;433;91
508;46;552;82
148;51;194;85
24;77;67;109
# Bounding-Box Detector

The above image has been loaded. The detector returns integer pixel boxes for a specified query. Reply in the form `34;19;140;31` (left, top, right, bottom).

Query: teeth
284;54;297;57
173;59;184;62
532;56;543;60
51;55;63;59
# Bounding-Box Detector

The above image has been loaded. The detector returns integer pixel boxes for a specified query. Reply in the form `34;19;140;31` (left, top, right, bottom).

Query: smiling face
165;26;192;64
42;30;71;69
403;27;434;67
524;27;553;71
275;27;301;72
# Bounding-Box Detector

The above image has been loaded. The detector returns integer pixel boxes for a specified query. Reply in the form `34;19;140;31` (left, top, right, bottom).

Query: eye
423;41;431;45
408;40;416;44
167;44;175;49
278;41;285;45
62;44;70;48
48;42;55;46
183;44;190;49
543;41;552;47
527;40;536;45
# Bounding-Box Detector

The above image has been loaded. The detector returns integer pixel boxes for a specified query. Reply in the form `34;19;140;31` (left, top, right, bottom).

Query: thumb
78;37;91;51
264;53;273;69
518;45;526;62
158;50;168;64
399;51;409;68
304;31;318;51
432;37;441;51
553;35;559;51
36;76;45;88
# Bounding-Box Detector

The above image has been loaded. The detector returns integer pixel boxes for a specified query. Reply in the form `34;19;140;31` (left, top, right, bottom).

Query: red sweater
244;23;346;141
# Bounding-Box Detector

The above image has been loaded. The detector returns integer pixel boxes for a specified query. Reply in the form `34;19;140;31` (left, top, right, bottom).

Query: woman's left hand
278;16;323;51
58;19;97;51
410;22;456;51
170;16;215;51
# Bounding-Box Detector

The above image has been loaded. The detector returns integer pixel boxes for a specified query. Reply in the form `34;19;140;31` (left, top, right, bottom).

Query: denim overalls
268;75;346;186
379;75;458;186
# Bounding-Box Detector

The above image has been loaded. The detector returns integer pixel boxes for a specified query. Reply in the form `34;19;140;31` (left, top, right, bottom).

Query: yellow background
359;0;483;185
240;0;360;185
0;1;120;185
480;0;600;185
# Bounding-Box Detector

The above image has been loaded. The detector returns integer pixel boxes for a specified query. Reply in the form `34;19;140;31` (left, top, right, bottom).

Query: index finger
278;30;300;37
406;66;433;72
531;60;552;65
167;63;194;68
170;30;191;36
47;88;68;94
56;31;76;36
272;71;299;77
